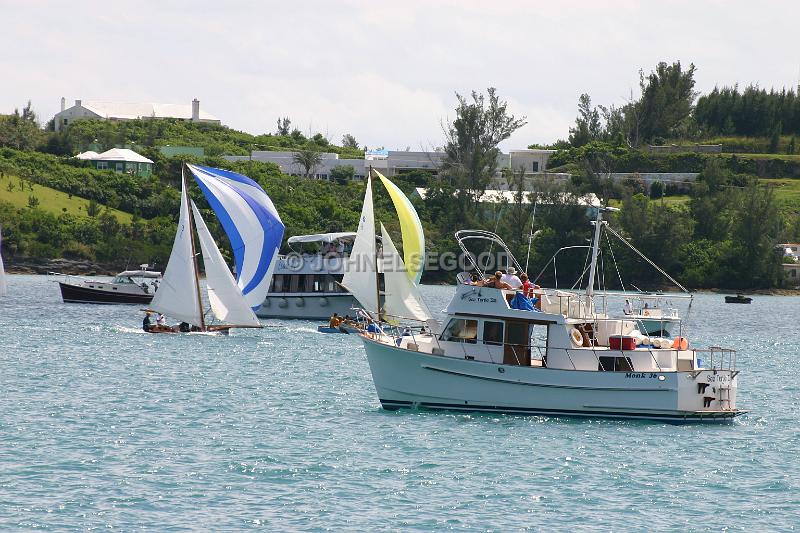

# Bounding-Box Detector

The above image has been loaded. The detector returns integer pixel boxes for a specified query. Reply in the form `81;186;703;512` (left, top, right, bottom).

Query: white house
53;98;220;131
75;148;154;176
223;148;562;183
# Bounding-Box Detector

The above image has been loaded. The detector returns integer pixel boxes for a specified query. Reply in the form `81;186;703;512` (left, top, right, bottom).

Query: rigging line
570;254;597;291
604;225;689;293
604;231;626;293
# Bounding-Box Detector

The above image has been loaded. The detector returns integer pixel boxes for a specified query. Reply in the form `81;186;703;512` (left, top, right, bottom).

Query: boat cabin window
598;356;634;372
483;321;504;345
442;318;478;343
271;274;285;292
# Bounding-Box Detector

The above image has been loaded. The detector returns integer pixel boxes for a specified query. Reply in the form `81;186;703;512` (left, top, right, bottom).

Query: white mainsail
0;226;7;297
191;202;260;327
149;178;204;326
341;175;378;314
380;224;432;323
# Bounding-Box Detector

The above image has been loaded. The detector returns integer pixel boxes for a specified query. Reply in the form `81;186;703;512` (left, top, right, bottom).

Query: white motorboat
355;207;743;422
256;232;360;320
622;295;681;337
52;267;161;304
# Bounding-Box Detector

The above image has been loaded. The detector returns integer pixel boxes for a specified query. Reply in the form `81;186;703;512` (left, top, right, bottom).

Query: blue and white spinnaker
187;164;285;310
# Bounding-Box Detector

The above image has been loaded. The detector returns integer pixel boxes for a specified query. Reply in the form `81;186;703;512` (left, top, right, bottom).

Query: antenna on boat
586;206;619;308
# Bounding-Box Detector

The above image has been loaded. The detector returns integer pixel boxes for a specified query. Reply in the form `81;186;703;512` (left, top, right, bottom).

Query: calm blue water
1;275;798;531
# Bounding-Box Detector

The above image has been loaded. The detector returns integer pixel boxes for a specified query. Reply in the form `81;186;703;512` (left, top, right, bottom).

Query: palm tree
292;146;323;178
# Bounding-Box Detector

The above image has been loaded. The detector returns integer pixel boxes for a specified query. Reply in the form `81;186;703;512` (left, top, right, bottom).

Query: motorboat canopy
287;232;357;245
115;270;163;279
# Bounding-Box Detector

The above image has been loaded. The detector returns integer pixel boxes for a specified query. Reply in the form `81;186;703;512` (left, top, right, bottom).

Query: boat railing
693;347;737;373
46;271;89;285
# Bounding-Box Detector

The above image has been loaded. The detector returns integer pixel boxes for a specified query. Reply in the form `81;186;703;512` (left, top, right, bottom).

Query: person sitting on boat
623;299;633;315
142;312;153;332
329;313;341;328
483;271;512;290
464;273;481;285
179;322;191;333
501;267;523;289
157;313;167;327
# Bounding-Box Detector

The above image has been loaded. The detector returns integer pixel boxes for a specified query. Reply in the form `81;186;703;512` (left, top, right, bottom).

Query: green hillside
0;172;133;223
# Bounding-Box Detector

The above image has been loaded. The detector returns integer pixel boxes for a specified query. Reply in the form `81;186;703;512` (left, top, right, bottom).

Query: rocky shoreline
5;257;123;276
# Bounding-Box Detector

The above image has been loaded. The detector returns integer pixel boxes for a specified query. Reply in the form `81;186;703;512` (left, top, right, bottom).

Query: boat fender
570;327;583;347
672;336;689;350
295;297;305;307
319;297;328;307
262;298;271;308
278;298;288;308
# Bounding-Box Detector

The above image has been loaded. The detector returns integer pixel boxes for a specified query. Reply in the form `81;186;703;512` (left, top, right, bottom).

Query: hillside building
53;98;220;131
75;148;154;177
223;148;563;186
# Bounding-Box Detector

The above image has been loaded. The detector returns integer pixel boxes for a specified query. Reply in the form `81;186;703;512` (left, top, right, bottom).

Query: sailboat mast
586;207;604;304
184;164;206;331
370;166;381;320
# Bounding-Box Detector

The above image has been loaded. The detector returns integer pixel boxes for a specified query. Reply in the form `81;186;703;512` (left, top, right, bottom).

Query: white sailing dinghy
341;168;434;326
144;164;284;334
0;226;7;297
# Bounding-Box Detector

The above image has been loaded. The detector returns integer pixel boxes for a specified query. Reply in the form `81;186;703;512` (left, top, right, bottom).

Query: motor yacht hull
256;293;359;320
58;281;154;305
362;337;740;423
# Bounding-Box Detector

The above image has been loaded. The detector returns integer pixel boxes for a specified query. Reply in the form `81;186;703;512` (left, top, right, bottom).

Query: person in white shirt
501;267;523;289
623;299;633;315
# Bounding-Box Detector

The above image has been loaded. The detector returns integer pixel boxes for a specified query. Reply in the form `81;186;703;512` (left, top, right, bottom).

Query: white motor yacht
357;208;743;422
256;232;360;320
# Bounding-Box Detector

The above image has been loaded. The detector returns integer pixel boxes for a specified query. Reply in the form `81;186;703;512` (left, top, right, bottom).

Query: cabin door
504;321;530;366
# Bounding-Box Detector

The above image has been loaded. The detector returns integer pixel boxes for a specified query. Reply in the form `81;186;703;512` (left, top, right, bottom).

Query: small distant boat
317;325;348;334
0;226;7;297
53;267;161;304
143;164;284;334
725;294;752;304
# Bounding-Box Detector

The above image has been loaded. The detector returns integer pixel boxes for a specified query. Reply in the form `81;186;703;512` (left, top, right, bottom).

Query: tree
569;94;601;147
341;133;359;149
276;117;291;136
440;87;527;208
0;102;42;151
292;147;323;178
637;61;697;142
769;122;782;153
330;164;355;184
649;180;664;200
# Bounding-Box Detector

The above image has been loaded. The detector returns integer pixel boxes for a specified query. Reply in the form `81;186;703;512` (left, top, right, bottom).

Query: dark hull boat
725;294;752;304
58;281;155;304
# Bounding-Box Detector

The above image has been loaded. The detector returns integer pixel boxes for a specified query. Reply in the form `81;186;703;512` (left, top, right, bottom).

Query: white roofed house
76;148;154;177
53;97;220;132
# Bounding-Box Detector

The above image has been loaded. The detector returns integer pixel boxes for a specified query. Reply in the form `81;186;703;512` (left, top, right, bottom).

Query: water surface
0;276;797;530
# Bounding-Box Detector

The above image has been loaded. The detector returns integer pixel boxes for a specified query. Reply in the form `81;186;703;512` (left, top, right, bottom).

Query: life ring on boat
671;336;689;350
570;327;583;347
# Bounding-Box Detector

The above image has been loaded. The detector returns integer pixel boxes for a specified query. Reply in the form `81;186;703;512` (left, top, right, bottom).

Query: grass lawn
0;173;134;223
760;178;800;205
